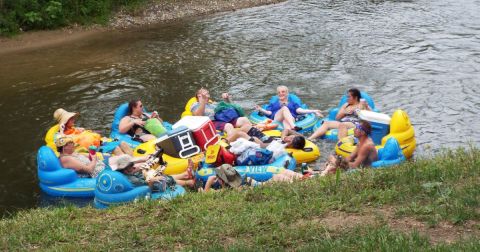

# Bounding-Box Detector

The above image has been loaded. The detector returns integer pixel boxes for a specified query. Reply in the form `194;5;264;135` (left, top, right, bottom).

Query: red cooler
173;116;219;151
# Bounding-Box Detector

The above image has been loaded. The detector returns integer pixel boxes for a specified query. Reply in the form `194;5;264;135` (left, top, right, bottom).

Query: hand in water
313;110;324;117
254;105;261;111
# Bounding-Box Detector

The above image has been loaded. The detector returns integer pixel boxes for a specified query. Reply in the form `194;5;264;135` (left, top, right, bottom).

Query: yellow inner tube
262;130;320;163
44;125;105;159
335;110;416;159
133;140;204;175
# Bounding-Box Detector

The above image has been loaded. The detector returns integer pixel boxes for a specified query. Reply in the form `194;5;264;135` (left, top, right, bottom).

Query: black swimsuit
127;114;150;137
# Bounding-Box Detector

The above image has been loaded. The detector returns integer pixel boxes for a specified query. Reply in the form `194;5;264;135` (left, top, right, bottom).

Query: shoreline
0;0;285;55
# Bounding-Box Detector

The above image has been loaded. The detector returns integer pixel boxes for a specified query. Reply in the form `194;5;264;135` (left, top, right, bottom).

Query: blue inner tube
313;91;378;142
248;94;319;133
196;154;297;183
109;103;172;148
37;146;96;198
94;169;185;209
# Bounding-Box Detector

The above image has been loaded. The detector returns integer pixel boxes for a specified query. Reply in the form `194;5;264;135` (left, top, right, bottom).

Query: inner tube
335;137;407;168
262;130;320;163
94;169;185;209
313;91;377;142
133;139;204;175
196;153;296;183
248;93;319;133
37;146;96;198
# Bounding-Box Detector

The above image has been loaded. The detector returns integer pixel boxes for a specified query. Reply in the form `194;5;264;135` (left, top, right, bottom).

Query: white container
358;110;391;145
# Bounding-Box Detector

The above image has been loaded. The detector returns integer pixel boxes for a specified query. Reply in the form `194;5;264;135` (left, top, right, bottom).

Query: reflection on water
0;0;479;216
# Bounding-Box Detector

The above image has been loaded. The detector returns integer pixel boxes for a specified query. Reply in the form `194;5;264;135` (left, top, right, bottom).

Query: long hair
348;88;361;102
127;100;140;115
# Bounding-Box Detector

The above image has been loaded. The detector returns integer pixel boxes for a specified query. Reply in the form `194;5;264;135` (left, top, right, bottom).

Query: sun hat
109;154;135;171
214;164;242;188
55;136;74;148
53;108;79;132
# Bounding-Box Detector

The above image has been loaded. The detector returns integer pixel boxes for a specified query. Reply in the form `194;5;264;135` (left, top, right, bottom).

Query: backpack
236;148;273;166
214;108;240;123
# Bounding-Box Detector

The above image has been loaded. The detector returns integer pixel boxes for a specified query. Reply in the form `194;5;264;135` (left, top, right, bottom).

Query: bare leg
321;155;338;176
119;142;133;156
280;169;303;179
112;147;123;156
140;134;156;142
174;179;195;188
234;117;252;128
308;121;341;140
274;106;296;130
225;129;267;148
271;174;293;182
338;122;355;139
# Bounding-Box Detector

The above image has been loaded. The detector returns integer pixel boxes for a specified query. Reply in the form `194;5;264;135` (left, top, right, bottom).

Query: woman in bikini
119;99;161;142
308;88;370;141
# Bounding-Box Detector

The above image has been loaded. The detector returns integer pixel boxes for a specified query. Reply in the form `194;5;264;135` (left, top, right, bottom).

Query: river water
0;0;479;216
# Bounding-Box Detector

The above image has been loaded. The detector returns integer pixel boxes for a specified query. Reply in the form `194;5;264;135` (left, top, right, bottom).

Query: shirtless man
321;120;378;175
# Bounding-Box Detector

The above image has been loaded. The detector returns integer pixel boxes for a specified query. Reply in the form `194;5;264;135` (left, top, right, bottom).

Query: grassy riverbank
1;147;479;250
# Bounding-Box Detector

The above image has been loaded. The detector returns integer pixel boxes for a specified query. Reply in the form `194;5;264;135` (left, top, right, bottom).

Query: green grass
1;147;479;250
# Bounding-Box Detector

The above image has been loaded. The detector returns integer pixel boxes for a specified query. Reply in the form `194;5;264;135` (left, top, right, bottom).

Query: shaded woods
0;0;146;35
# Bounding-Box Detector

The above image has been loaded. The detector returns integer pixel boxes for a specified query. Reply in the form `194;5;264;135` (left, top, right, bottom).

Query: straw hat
55;136;74;148
53;108;79;131
214;164;242;188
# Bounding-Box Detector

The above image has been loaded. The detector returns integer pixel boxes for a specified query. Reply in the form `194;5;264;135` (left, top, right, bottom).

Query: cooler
173;116;219;151
155;126;201;159
358;110;391;145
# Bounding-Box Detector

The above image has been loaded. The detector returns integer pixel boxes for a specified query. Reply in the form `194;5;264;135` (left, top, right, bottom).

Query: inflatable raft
37;146;96;197
262;130;320;163
335;110;416;159
110;103;172;148
196;153;296;183
94;169;185;209
249;94;319;133
313;91;377;141
132;139;204;175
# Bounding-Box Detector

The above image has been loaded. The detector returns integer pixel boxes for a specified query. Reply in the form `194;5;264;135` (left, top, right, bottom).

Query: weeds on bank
0;147;479;250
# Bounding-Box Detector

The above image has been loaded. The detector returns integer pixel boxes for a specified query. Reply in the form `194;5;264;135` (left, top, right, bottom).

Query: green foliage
0;0;148;36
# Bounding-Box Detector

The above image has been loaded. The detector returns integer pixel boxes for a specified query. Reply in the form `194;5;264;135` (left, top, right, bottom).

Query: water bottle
301;163;309;174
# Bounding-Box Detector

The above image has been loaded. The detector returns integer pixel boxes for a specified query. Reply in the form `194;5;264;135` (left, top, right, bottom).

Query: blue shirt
266;99;301;119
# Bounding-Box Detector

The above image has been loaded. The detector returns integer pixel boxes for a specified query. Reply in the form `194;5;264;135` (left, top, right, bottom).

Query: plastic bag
266;140;287;159
229;138;260;155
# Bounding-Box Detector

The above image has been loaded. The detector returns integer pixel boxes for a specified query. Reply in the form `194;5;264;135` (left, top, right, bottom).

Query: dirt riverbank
0;0;285;55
